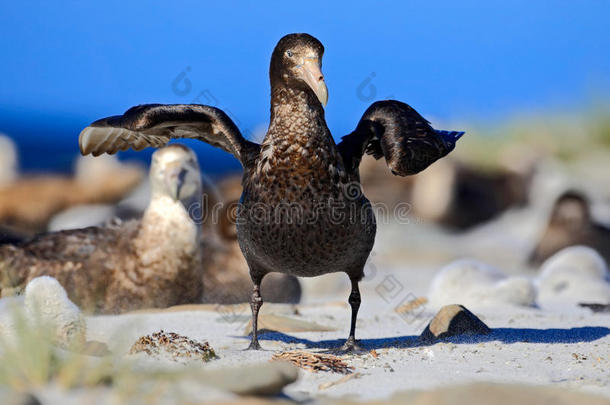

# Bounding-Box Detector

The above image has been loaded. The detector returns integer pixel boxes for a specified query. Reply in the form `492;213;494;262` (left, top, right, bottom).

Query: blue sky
0;1;608;173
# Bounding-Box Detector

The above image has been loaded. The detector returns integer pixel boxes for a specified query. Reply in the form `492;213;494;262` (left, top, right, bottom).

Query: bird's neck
138;194;201;249
132;194;201;283
267;84;327;144
249;84;346;190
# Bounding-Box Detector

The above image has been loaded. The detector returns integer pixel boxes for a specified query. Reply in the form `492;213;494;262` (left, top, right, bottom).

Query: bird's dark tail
436;130;465;142
436;130;465;149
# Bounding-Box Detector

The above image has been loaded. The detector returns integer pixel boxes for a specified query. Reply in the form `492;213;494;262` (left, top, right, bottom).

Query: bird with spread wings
78;33;464;351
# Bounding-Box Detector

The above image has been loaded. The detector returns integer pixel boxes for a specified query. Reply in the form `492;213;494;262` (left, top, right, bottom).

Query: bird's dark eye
286;50;293;57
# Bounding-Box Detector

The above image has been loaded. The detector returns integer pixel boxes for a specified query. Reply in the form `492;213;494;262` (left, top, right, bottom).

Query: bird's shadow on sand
246;326;610;350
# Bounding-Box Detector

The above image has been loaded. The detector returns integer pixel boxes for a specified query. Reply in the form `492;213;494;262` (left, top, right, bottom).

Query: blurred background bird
0;145;204;313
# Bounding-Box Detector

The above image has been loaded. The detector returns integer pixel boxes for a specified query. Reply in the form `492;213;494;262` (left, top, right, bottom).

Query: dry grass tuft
272;351;353;374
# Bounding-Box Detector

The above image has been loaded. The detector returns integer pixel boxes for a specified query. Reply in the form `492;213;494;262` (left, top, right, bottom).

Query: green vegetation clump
0;308;114;391
451;107;610;169
0;308;212;402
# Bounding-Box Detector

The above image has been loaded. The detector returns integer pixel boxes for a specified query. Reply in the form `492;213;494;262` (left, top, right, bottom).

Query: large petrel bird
79;33;464;351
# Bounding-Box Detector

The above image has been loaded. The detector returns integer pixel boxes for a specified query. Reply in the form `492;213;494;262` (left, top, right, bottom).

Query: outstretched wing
79;104;260;168
337;100;464;176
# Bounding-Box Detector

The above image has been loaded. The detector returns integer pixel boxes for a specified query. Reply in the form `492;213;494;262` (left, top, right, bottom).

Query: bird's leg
246;276;263;350
341;277;362;352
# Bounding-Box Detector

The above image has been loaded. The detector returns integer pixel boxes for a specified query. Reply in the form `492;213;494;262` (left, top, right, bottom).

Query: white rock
0;296;24;342
428;258;536;309
48;204;116;231
493;277;538;307
0;134;18;187
117;178;151;214
74;154;125;186
74;153;144;193
536;246;610;308
24;276;86;346
539;245;607;281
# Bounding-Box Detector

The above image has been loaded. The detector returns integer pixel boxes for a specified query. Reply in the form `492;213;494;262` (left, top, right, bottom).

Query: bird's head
150;144;201;203
270;33;328;107
550;190;591;230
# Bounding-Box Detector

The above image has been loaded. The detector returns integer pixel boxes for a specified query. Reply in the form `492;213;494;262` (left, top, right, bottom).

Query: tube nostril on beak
318;76;324;81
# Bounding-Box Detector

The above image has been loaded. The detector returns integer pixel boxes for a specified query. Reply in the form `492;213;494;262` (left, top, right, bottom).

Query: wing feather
79;104;259;167
337;100;464;176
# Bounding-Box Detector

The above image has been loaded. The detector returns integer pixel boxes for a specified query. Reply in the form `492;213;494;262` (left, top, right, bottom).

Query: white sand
1;194;608;402
82;218;610;402
85;295;610;401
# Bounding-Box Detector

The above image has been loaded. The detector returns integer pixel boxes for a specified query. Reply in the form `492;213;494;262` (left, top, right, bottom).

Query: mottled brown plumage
201;237;302;304
0;145;203;313
77;33;464;350
201;177;302;304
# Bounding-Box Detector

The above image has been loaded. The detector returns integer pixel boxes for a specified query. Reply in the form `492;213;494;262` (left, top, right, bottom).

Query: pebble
420;304;491;342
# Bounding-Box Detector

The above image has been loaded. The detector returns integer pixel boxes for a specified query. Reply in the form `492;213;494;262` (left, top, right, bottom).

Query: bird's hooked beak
298;57;328;107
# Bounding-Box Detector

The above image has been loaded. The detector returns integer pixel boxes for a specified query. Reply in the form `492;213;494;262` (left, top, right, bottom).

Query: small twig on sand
319;372;362;390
